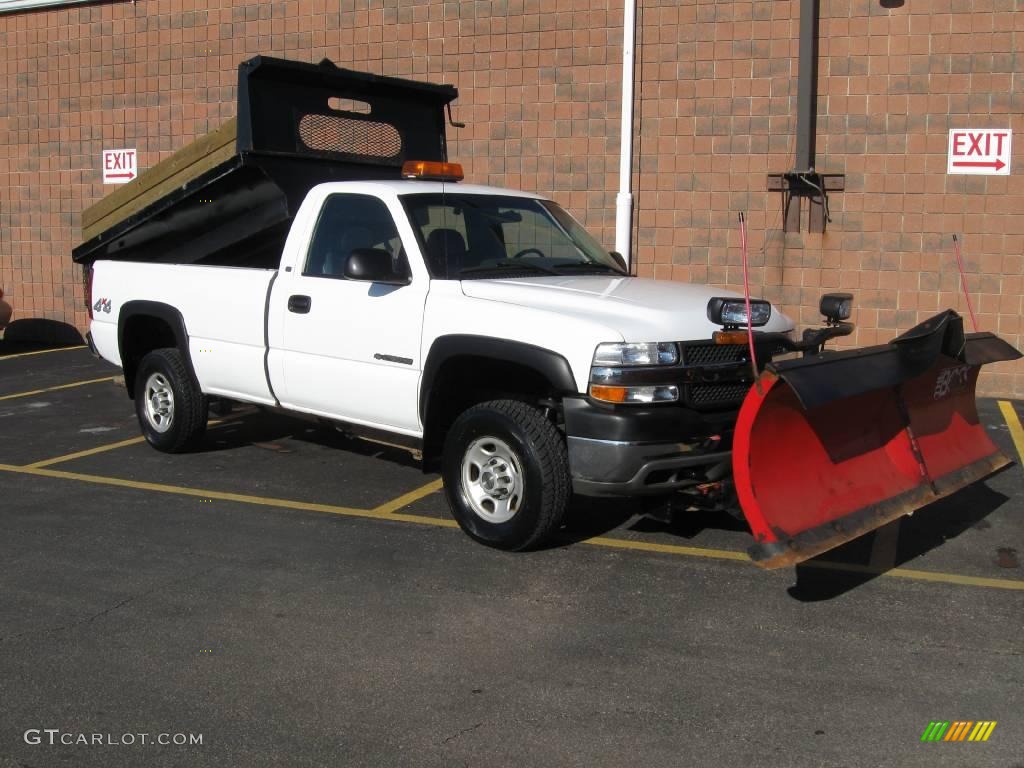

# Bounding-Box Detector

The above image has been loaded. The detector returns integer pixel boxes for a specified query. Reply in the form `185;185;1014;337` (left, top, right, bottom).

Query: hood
459;276;795;341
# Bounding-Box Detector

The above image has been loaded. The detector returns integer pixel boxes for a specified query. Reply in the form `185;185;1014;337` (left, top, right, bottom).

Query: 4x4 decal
93;298;112;314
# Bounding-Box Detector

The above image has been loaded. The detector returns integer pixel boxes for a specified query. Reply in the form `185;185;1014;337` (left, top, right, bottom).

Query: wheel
442;399;570;551
134;348;208;453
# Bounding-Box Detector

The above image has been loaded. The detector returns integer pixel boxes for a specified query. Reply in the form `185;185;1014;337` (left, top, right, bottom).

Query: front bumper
562;397;735;497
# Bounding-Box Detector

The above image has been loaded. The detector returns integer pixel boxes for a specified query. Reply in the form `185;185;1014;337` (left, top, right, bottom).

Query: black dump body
72;56;458;267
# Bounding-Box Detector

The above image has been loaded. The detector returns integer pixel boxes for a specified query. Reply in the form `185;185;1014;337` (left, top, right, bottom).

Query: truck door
270;192;428;433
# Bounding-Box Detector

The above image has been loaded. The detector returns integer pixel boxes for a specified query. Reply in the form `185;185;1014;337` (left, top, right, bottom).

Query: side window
304;194;406;279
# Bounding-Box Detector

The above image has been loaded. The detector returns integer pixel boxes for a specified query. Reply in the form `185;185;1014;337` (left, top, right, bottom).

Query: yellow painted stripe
998;400;1024;467
0;461;1023;591
372;478;444;514
582;535;750;562
0;462;460;529
26;419;232;469
0;376;114;401
27;437;147;468
981;721;997;741
0;345;86;360
801;558;1024;591
968;722;983;741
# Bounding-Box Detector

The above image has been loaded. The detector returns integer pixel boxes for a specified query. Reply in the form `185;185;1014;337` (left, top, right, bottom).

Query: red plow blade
732;312;1021;569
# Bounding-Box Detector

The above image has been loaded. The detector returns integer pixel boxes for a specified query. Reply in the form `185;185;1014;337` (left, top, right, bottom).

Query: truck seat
425;228;467;276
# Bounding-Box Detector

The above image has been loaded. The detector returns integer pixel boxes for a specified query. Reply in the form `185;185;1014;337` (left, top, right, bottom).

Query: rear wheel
442;399;570;551
134;348;207;453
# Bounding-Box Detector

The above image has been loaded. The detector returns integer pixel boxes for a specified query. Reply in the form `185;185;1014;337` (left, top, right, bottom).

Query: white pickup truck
86;169;798;550
83;57;1015;566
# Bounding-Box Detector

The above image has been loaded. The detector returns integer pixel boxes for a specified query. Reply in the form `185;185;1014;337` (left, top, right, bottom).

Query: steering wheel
511;247;545;259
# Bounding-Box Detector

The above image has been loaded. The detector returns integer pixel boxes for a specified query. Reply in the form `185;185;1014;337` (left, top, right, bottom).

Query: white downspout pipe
615;0;637;270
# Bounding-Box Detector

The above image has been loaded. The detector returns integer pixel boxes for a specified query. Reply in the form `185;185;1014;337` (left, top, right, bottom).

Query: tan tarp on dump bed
80;118;238;244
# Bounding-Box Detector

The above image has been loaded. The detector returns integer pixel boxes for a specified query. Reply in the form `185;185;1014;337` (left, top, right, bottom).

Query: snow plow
731;307;1020;568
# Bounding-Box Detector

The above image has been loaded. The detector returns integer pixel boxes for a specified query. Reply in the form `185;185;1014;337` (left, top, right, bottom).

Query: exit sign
102;149;137;184
947;129;1012;175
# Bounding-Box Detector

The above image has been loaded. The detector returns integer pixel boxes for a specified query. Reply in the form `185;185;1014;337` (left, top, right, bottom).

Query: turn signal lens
589;384;679;404
713;330;750;345
401;160;464;181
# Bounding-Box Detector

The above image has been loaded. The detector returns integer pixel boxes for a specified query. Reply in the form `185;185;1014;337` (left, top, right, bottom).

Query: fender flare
419;335;578;423
118;300;198;396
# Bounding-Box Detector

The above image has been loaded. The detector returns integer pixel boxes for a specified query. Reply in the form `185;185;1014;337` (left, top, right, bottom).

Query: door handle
288;295;312;314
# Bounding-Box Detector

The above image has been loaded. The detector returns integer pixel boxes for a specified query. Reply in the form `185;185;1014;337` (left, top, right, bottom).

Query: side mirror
344;248;409;285
820;293;853;324
608;251;627;272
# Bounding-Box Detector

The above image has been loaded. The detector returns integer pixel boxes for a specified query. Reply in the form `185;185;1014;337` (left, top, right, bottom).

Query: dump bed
73;56;458;267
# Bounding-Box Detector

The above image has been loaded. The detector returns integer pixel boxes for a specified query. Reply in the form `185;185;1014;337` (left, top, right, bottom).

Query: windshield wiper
459;261;562;277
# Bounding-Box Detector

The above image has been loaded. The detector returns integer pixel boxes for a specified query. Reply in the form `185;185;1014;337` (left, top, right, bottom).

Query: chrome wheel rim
461;436;524;524
143;372;174;433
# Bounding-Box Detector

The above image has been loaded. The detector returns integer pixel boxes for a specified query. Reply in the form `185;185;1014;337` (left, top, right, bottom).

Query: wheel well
421;355;562;470
120;315;178;397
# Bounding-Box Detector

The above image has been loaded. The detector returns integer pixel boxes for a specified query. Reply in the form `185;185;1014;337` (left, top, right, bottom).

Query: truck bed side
91;260;277;404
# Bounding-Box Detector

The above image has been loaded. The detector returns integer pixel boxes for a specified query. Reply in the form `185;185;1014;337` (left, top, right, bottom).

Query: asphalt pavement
1;347;1022;767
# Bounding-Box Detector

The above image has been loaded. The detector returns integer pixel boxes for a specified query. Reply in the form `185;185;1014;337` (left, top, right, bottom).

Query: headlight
593;342;679;367
707;297;771;327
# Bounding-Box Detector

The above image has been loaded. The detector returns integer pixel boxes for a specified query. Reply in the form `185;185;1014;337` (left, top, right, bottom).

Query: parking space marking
0;376;114;401
26;437;147;468
0;345;86;360
800;559;1024;591
372;478;444;514
998;400;1024;466
0;462;460;529
1;462;1022;592
24;419;233;468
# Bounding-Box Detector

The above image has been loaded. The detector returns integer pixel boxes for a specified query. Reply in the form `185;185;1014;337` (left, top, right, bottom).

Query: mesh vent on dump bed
298;114;402;158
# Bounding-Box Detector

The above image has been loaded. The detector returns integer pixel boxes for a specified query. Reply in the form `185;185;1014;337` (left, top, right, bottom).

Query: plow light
707;297;771;328
593;342;678;367
820;292;853;324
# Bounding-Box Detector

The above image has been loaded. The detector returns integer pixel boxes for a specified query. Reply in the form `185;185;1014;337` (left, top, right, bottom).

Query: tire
134;348;208;453
442;399;571;551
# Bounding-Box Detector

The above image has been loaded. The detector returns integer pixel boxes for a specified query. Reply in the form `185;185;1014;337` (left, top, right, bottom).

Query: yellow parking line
998;400;1024;466
802;559;1024;591
582;535;749;561
0;462;460;529
0;345;86;360
0;462;1021;591
27;437;147;468
373;478;444;514
0;376;114;401
25;419;229;469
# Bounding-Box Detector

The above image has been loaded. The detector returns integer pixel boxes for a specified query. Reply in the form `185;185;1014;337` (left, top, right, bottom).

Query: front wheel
442;399;570;551
134;348;208;453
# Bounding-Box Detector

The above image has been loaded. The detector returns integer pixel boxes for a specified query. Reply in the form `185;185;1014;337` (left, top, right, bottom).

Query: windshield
400;193;626;279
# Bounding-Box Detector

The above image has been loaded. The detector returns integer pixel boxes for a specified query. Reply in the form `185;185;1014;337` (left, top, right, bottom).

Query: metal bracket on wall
767;172;845;234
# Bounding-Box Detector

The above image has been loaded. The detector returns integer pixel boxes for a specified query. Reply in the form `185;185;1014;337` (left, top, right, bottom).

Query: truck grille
679;341;788;410
688;382;752;408
682;342;748;366
681;341;789;366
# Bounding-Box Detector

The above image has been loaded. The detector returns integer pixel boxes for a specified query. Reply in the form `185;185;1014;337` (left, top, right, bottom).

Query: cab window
304;194;407;279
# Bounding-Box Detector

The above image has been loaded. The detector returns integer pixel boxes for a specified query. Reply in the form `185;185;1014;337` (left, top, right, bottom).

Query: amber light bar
401;160;464;182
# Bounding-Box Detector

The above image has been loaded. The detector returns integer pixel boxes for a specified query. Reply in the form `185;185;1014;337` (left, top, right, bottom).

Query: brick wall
0;0;1020;395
